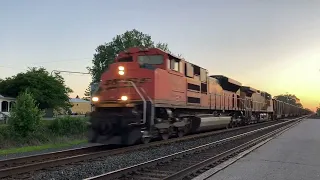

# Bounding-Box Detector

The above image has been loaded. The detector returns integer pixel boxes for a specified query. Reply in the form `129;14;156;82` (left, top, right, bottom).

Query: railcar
89;47;310;145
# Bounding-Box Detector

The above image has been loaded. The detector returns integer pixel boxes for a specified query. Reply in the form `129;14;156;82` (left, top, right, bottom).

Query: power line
0;66;91;77
29;58;92;65
1;58;92;68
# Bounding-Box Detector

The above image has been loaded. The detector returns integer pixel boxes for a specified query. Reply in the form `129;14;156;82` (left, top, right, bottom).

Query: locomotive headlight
118;66;125;71
118;70;125;75
92;96;99;102
118;66;125;75
120;95;128;101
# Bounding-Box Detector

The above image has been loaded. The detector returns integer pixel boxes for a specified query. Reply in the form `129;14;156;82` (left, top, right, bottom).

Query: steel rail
163;119;302;180
0;144;110;169
0;116;308;179
84;116;306;180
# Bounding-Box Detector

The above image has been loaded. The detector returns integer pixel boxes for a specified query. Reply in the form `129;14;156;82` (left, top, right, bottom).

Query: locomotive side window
193;65;200;76
167;59;171;69
200;68;207;82
170;59;179;71
168;54;180;72
185;63;194;77
137;55;164;65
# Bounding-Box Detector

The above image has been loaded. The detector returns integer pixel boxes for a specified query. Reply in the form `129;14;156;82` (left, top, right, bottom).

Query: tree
87;29;172;83
317;104;320;116
274;93;303;107
83;82;100;101
155;42;171;53
82;86;91;101
0;67;73;110
8;90;43;137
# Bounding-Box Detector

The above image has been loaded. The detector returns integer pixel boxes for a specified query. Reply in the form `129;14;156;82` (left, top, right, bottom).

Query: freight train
88;47;310;145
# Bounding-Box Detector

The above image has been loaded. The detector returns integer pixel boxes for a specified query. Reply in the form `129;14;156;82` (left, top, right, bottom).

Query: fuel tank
195;114;232;132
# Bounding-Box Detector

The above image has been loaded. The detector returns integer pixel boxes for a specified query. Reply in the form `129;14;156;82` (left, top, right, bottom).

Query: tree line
0;29;171;110
274;94;303;107
0;29;311;113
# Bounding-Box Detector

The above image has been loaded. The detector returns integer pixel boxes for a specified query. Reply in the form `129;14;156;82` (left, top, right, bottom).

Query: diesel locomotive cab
89;47;168;145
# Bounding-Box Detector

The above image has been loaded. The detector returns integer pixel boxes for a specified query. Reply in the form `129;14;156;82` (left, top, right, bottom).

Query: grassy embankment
0;116;89;155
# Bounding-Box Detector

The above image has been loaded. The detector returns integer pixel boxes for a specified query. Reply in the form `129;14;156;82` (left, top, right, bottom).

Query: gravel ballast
32;121;283;180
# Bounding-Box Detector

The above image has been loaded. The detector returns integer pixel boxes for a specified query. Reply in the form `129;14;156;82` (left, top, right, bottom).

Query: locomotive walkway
193;118;320;180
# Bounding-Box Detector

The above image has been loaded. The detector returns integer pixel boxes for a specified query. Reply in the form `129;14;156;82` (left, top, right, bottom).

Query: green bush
8;90;43;138
0;125;10;143
0;90;89;149
0;116;88;149
47;116;87;135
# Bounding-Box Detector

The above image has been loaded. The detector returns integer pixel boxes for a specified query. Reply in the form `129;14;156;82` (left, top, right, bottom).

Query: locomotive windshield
137;55;164;65
118;56;133;62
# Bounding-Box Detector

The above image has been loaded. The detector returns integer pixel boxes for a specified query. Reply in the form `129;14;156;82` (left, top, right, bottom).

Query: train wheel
228;121;235;129
141;137;151;144
161;134;169;140
161;126;174;140
177;125;189;138
178;131;184;137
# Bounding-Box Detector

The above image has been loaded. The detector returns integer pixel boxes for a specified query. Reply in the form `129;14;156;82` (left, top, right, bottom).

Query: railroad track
0;144;111;169
0;144;113;178
84;118;304;180
0;117;305;179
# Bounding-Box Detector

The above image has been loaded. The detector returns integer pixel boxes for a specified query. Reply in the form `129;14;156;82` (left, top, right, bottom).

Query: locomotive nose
98;120;112;135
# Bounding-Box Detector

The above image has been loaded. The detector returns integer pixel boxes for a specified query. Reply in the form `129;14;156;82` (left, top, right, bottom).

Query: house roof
69;98;90;103
0;94;16;100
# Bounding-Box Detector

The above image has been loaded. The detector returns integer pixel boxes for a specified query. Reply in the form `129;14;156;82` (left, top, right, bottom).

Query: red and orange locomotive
89;47;309;145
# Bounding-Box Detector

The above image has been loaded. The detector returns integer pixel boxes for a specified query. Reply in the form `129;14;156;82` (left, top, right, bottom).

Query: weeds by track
0;117;305;179
84;117;306;180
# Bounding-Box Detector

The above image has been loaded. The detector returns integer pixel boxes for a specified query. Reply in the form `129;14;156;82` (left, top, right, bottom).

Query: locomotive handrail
120;80;147;125
139;87;155;126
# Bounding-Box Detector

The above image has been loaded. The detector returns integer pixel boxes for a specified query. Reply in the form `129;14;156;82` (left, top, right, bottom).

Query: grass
0;116;89;155
0;139;87;155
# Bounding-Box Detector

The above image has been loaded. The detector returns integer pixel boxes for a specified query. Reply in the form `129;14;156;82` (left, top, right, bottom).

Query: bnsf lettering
104;78;151;86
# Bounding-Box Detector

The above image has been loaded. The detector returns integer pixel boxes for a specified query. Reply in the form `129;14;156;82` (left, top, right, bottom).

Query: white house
0;94;16;122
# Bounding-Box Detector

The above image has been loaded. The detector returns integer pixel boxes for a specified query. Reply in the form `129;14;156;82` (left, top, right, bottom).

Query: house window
1;101;8;112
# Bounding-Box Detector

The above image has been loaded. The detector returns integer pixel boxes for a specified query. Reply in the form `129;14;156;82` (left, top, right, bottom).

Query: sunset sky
1;0;319;111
